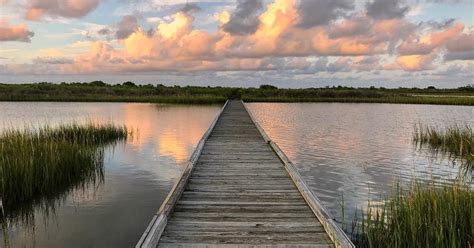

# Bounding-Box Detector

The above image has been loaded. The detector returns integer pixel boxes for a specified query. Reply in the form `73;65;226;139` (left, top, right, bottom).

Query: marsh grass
0;122;128;222
350;181;473;248
345;123;474;247
1;82;473;105
413;123;473;171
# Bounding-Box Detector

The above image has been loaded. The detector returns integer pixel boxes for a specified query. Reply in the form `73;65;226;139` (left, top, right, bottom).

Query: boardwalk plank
151;101;338;247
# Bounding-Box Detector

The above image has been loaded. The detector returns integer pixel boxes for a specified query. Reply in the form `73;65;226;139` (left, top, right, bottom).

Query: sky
0;0;473;88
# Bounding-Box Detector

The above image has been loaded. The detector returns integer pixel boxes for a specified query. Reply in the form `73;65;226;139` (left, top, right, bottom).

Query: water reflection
248;102;473;226
122;104;214;164
0;102;220;247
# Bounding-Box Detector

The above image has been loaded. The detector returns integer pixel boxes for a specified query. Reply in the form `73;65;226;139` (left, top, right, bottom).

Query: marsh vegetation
0;122;129;223
414;123;473;171
350;181;473;248
348;123;473;248
1;82;473;105
0;103;221;247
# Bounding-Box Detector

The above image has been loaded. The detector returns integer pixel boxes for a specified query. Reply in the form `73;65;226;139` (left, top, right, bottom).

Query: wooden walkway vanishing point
137;100;354;248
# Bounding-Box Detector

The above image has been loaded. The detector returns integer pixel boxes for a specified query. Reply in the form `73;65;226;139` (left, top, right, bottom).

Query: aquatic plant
0;122;128;222
413;123;473;171
350;181;473;248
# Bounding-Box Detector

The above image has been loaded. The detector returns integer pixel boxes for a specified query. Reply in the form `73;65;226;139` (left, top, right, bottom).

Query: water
1;101;472;245
247;102;473;226
0;102;220;247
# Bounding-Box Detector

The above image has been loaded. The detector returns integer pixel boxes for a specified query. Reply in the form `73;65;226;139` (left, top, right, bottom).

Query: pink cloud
445;30;474;60
385;54;437;71
25;0;101;20
446;32;474;52
397;22;464;55
5;0;469;75
0;20;34;42
58;1;443;73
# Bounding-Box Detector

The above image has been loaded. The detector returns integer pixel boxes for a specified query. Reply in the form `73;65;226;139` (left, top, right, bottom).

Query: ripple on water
248;102;473;226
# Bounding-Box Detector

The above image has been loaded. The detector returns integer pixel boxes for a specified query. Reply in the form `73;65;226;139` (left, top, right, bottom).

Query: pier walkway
137;100;353;248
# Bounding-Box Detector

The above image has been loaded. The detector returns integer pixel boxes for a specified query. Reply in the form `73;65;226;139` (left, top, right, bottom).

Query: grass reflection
414;123;473;173
349;181;473;248
0;122;128;225
347;123;473;247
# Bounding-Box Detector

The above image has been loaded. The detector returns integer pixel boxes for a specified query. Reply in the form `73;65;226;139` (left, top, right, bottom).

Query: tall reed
0;122;128;222
414;123;473;171
350;181;473;248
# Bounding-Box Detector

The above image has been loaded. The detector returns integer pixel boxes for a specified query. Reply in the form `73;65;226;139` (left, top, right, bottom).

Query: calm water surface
0;102;220;247
248;103;473;226
1;101;472;245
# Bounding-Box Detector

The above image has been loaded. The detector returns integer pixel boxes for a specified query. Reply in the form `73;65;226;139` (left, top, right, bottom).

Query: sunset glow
0;0;473;87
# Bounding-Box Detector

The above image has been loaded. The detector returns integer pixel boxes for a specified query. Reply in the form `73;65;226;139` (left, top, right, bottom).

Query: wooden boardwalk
137;100;353;248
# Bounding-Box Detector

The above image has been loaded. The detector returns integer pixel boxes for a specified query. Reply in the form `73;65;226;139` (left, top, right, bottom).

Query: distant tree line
0;81;472;105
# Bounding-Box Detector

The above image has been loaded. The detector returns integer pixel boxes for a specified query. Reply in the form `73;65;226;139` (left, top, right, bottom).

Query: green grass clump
414;124;473;170
0;122;128;221
351;182;473;248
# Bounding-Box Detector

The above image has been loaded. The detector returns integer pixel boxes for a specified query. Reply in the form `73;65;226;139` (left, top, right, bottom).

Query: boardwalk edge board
136;100;229;248
242;100;355;248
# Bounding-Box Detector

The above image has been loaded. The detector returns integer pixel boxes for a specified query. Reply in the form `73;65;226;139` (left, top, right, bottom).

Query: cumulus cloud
326;58;352;72
223;0;263;35
366;0;409;20
397;22;464;55
385;54;437;71
297;0;353;28
0;20;34;42
387;21;468;70
61;0;404;72
4;0;471;77
33;57;73;64
446;32;474;52
444;31;474;60
98;28;111;35
116;15;140;39
432;63;474;79
444;51;474;60
351;56;382;71
328;16;371;38
180;3;201;14
25;0;101;20
32;0;431;72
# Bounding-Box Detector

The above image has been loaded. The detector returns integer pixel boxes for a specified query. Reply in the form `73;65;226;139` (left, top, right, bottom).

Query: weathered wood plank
179;197;307;203
196;162;282;166
161;231;329;239
181;191;302;197
175;202;309;208
185;184;298;191
193;167;284;172
159;234;333;244
191;171;288;177
176;200;310;206
164;225;325;233
136;101;229;248
171;212;316;218
174;205;313;213
137;100;352;248
158;244;333;248
165;221;322;227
